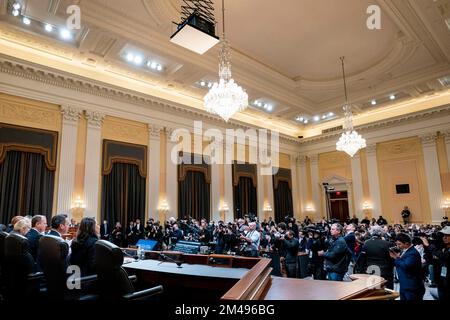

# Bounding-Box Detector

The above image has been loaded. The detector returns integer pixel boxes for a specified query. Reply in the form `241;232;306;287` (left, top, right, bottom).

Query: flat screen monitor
136;239;157;251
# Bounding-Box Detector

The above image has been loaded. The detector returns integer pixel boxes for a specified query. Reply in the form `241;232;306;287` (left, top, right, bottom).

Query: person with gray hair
359;225;395;289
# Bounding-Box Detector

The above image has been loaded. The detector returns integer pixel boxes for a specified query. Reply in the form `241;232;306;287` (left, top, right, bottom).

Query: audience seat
95;240;163;300
38;235;97;300
0;231;8;298
3;233;44;300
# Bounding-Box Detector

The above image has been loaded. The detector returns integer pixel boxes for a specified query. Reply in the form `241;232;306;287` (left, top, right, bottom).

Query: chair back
38;235;69;298
95;240;134;299
0;231;8;266
4;233;36;299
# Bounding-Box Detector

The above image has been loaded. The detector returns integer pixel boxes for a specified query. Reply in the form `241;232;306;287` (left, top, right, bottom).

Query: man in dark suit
133;219;145;241
100;220;110;240
26;215;47;260
360;225;394;289
390;233;425;300
283;230;299;278
48;214;69;238
344;224;357;262
401;206;411;225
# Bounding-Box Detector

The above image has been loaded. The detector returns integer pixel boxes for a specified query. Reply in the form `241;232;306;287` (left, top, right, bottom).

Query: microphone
158;252;183;268
121;249;139;262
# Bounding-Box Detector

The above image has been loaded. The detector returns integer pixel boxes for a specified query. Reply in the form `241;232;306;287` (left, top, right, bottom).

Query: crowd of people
1;212;449;301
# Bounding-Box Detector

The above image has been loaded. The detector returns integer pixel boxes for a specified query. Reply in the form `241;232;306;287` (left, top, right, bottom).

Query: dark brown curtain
101;163;146;229
233;176;257;219
0;151;55;225
178;171;210;221
273;180;293;223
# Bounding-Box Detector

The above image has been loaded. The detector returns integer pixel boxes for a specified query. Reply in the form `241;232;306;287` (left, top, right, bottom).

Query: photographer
169;223;184;245
401;206;411;225
239;222;260;257
282;230;299;278
421;226;449;300
306;229;326;280
319;223;352;281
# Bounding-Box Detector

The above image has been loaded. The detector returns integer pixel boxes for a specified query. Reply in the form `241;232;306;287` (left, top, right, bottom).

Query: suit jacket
298;237;308;252
100;223;110;240
283;237;299;264
26;228;42;261
47;229;62;238
395;246;425;293
132;224;145;240
70;235;98;276
361;237;394;278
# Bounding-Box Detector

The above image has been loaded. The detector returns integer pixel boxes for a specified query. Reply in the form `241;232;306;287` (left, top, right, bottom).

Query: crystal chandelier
204;0;248;122
336;57;366;157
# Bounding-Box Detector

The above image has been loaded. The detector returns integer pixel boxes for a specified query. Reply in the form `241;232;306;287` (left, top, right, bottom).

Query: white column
166;128;178;219
83;111;104;219
211;150;221;222
224;160;234;222
350;153;364;219
297;156;308;217
445;130;450;170
148;124;162;221
309;154;321;221
266;167;275;218
256;163;265;220
290;154;300;220
57;106;82;215
366;144;382;217
421;134;444;223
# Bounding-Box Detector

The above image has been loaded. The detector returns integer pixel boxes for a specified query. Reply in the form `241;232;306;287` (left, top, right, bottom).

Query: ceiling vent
322;125;343;134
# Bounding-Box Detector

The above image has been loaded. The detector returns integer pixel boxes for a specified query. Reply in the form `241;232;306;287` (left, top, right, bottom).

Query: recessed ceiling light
313;116;320;122
328;112;334;117
13;2;21;10
207;82;212;88
22;17;31;25
371;99;377;105
133;55;143;65
389;94;396;100
60;29;72;40
322;115;327;119
150;62;157;69
266;105;273;112
263;104;269;109
200;81;206;87
257;102;262;107
156;64;163;71
304;120;308;124
12;9;19;16
298;117;304;122
44;24;53;32
126;53;134;62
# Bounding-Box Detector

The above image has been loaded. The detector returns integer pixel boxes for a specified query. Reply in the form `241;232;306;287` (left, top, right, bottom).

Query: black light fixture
170;0;220;54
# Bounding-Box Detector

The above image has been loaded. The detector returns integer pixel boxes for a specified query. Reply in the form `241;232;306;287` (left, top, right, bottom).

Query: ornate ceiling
0;0;449;138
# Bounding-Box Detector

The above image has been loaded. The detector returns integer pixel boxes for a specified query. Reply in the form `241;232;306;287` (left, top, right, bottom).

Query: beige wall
377;137;431;223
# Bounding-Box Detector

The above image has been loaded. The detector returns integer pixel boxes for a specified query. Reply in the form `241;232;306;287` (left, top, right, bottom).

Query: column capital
419;133;437;148
309;154;319;165
366;144;377;156
61;105;82;123
85;111;105;128
148;124;163;139
297;155;307;166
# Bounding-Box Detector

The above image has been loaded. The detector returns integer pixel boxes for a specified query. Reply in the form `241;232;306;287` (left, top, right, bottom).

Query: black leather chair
38;235;97;300
95;240;163;300
3;233;44;300
0;231;8;298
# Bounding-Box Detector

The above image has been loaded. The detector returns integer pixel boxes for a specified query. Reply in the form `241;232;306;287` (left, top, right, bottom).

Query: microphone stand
158;252;183;268
121;249;139;262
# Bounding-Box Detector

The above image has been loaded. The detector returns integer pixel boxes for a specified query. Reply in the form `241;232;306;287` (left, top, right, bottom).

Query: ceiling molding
298;103;450;146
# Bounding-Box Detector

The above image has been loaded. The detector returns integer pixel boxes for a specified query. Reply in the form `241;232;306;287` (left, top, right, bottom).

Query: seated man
26;215;47;260
48;214;69;238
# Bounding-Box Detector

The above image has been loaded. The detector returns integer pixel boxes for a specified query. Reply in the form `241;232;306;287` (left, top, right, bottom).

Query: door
329;191;350;222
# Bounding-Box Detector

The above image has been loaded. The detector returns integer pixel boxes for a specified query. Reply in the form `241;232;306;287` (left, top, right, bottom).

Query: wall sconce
306;204;315;212
158;199;170;211
362;201;373;210
443;198;450;218
263;203;273;212
72;196;85;209
219;202;230;212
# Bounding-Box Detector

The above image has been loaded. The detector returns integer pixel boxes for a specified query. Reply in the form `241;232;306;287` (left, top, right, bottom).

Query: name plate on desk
207;255;233;268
